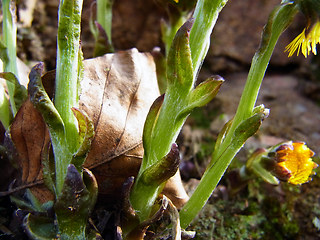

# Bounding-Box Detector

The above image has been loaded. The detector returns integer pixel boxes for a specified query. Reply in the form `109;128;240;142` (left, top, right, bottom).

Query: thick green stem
179;2;299;228
55;0;83;153
131;90;187;222
53;0;83;196
130;19;196;224
189;0;227;75
2;0;18;116
180;145;237;228
53;141;73;196
130;0;228;226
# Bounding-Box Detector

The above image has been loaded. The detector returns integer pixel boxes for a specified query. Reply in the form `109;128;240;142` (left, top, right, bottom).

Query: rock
19;0;309;73
207;0;307;73
215;73;320;154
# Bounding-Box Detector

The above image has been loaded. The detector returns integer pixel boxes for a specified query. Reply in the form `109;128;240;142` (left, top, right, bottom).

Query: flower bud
267;142;317;185
247;141;318;185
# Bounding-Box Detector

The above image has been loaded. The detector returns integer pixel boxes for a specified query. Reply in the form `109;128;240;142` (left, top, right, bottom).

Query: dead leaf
7;48;189;207
10;100;49;184
79;48;160;199
162;171;189;209
9;99;52;202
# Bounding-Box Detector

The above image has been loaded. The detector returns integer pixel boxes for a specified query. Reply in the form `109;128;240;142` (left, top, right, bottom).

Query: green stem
130;0;228;226
131;90;187;222
97;0;113;44
189;0;227;75
129;17;195;222
59;227;86;240
215;2;298;159
0;84;10;129
2;0;18;116
180;2;299;228
162;15;188;58
53;141;73;196
180;145;237;228
55;0;83;153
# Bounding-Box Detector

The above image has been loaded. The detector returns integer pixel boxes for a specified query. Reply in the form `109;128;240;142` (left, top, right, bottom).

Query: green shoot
130;0;228;227
27;0;98;238
55;0;83;155
1;0;19;117
0;84;10;128
97;0;113;46
179;1;299;228
90;0;114;56
189;0;227;76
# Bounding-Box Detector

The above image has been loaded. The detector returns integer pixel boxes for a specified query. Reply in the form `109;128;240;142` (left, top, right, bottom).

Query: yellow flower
285;21;320;58
274;142;317;185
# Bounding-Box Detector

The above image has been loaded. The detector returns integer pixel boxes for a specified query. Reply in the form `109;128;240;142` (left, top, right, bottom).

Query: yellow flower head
274;142;317;185
285;20;320;58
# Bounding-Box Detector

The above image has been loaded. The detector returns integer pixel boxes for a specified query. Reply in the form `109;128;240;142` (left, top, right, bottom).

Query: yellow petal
277;142;317;185
309;21;320;55
285;28;308;58
286;20;320;58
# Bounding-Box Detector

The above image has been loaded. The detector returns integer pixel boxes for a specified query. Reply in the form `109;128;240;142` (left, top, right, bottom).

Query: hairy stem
55;0;83;153
180;2;299;228
2;0;18;115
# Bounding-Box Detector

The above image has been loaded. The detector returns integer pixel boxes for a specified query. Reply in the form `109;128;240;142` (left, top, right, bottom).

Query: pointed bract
166;19;194;92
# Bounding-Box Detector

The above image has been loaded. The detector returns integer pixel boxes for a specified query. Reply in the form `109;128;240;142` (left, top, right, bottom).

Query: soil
1;0;320;239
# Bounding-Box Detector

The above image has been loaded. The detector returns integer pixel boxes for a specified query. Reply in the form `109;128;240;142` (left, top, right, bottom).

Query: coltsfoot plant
0;0;318;239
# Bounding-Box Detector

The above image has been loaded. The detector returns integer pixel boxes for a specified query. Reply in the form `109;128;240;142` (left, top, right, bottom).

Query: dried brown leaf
9;99;52;202
10;100;50;184
7;49;188;207
79;48;160;199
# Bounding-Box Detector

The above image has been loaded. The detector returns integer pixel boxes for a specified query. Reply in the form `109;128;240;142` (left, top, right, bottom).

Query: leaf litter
3;48;189;208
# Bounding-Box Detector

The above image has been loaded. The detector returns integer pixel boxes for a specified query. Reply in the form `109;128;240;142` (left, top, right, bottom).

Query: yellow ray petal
277;142;317;185
285;28;308;57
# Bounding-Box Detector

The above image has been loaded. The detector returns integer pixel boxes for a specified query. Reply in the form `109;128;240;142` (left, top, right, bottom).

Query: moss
195;136;216;163
261;197;299;239
189;198;265;239
187;173;320;239
189;104;220;129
